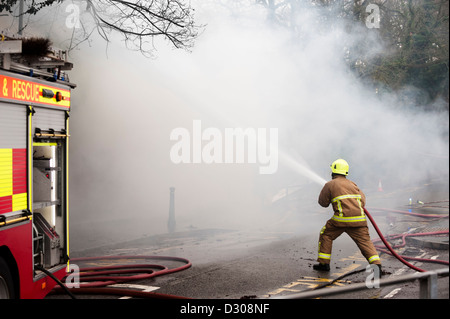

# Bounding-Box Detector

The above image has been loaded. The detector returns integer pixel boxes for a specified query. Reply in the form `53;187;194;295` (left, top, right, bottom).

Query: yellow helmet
330;159;349;175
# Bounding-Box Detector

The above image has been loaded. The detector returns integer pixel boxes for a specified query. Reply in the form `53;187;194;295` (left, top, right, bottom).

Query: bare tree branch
1;0;203;56
82;0;202;55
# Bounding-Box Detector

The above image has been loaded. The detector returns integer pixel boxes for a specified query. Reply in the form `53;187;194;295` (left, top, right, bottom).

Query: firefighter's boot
377;264;383;277
313;263;330;271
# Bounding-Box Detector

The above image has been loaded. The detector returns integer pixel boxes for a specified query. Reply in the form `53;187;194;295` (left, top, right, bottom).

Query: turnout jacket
318;175;367;227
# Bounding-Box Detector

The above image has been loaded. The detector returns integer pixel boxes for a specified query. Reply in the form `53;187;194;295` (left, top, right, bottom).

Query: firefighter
313;159;382;272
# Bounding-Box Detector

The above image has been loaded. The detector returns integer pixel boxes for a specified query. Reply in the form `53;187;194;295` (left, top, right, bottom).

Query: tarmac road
46;178;448;306
49;223;448;301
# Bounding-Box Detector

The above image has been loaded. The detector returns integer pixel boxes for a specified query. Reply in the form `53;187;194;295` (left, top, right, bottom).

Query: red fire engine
0;38;75;299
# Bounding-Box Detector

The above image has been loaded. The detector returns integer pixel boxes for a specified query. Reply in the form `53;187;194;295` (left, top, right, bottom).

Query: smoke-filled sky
1;0;448;251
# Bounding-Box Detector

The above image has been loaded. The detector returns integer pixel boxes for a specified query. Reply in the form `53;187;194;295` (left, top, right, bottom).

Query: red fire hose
50;255;192;299
364;208;449;272
68;255;192;288
367;207;448;219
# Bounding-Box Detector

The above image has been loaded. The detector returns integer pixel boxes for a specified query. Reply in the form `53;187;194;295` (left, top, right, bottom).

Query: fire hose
50;255;192;299
364;208;449;273
367;207;448;219
309;208;448;292
68;255;192;287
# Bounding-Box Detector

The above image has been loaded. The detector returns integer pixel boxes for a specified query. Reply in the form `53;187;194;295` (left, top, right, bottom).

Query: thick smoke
2;1;448;251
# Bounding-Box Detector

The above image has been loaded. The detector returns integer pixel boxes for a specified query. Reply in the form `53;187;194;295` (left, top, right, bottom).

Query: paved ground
50;220;448;300
46;178;448;313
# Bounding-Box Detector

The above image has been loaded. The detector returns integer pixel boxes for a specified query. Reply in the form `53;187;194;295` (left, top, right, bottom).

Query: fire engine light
55;91;63;102
42;88;54;98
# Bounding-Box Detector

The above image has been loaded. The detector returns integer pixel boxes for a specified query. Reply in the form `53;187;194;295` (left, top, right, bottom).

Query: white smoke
2;1;447;251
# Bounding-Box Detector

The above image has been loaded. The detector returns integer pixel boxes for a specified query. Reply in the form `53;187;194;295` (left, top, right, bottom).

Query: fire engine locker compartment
33;213;61;269
33;145;59;217
32;142;67;269
31;104;69;274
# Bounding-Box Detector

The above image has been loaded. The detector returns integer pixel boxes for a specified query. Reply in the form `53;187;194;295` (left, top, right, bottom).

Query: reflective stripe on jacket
318;175;367;227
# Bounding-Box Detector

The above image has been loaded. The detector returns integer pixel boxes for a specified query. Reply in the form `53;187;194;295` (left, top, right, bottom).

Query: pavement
47;177;448;303
406;217;449;250
55;216;448;300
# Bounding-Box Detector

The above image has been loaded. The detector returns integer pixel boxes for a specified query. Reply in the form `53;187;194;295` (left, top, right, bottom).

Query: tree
375;0;449;105
255;0;449;107
0;0;60;15
333;0;449;106
0;0;202;56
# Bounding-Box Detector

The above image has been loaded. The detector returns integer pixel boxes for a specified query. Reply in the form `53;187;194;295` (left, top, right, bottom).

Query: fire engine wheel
0;257;15;299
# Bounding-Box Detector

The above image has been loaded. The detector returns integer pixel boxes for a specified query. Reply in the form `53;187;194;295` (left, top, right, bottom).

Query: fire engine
0;37;75;299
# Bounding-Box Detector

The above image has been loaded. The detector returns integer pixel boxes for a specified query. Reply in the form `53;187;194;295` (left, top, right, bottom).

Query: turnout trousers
317;219;381;265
